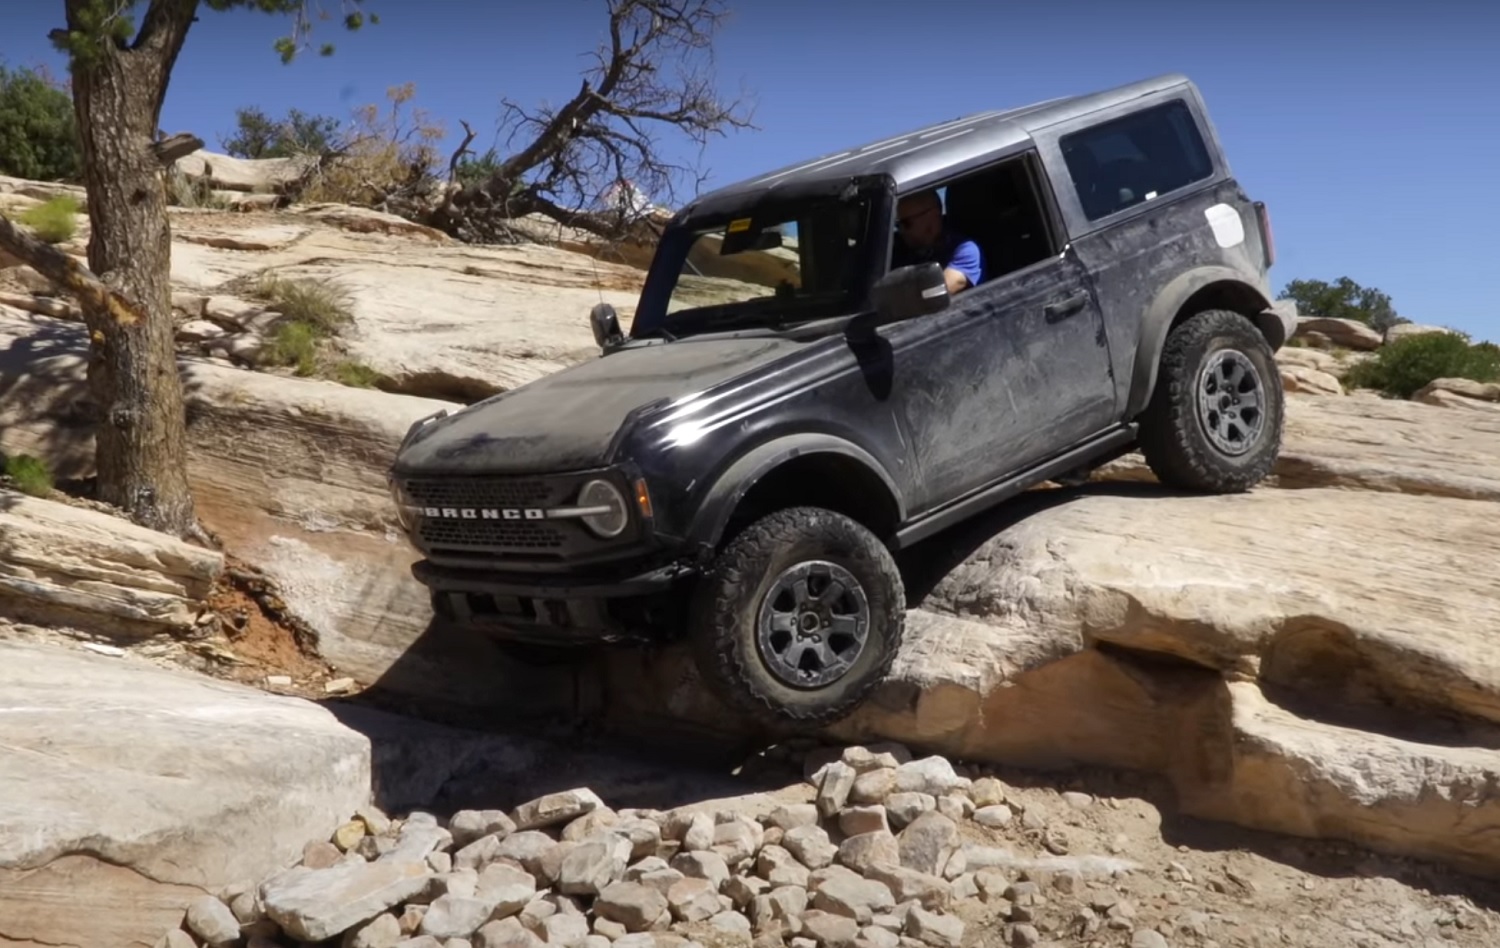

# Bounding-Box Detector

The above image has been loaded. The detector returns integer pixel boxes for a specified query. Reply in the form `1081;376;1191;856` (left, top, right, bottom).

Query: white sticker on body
1204;203;1245;249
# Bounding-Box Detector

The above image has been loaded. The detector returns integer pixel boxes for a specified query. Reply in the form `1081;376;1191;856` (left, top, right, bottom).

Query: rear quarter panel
1026;82;1274;419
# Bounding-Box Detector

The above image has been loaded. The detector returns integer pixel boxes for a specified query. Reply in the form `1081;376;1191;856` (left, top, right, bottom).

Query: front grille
401;475;576;553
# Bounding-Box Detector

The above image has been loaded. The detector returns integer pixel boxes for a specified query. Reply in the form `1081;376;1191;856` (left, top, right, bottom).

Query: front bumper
413;558;697;644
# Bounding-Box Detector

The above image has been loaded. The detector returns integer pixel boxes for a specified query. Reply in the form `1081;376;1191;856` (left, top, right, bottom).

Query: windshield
631;192;880;338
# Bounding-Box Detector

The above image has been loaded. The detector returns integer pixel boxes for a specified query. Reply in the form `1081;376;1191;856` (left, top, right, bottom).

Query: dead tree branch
423;0;755;244
0;215;143;326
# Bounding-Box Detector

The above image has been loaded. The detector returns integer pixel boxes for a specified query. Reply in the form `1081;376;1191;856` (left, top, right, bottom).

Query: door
879;246;1116;513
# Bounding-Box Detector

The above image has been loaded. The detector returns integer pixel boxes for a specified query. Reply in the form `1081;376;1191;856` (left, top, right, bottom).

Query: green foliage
253;273;354;376
221;105;342;158
1;453;54;498
18;194;80;243
266;319;321;375
0;63;80;181
51;1;378;68
1343;330;1500;399
332;360;381;387
454;147;502;188
1279;276;1406;334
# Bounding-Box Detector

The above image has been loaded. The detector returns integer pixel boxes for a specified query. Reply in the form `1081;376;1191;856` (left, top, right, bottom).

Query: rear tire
687;506;905;728
1138;308;1284;492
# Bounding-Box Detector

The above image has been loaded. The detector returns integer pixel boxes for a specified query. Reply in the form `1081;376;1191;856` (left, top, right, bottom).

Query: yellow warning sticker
727;218;751;233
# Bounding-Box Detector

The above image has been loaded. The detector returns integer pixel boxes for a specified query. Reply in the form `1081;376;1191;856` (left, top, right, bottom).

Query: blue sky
4;0;1497;342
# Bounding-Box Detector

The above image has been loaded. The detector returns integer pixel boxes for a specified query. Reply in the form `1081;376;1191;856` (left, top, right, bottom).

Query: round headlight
578;479;629;538
389;479;414;530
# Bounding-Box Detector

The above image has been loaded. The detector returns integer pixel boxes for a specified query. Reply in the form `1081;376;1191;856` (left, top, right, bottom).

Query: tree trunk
69;30;196;535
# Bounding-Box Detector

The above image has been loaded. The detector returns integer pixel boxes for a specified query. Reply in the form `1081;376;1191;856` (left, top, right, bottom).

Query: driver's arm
944;239;983;294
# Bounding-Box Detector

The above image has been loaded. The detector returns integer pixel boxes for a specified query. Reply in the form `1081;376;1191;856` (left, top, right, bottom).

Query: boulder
0;312;571;712
172;149;315;193
1414;377;1500;406
1293;317;1382;351
1279;364;1343;396
1096;391;1500;501
1384;322;1457;344
163;208;643;403
0;639;372;948
0;489;222;637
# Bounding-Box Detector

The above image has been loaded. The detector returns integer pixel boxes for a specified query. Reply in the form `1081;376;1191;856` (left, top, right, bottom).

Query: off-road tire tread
688;505;905;728
1138;308;1285;493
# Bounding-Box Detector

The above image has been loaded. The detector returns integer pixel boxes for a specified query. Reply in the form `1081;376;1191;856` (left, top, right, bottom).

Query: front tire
1138;308;1285;492
688;506;905;728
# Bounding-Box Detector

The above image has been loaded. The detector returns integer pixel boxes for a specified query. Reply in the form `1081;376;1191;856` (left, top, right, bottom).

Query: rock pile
156;745;1141;948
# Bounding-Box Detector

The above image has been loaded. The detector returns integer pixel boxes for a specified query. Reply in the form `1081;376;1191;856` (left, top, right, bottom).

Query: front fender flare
1125;267;1274;418
685;434;905;554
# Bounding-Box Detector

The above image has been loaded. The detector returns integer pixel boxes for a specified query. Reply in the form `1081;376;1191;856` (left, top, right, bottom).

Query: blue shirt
894;228;985;288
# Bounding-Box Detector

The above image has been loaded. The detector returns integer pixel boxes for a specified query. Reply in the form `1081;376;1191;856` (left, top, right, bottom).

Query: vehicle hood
392;335;804;475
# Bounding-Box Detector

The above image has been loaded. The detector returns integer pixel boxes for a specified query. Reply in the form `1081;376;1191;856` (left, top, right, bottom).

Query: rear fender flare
1126;267;1275;418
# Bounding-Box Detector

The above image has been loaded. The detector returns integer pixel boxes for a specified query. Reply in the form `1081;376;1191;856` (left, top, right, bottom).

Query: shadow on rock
325;613;802;820
987;760;1500;914
895;479;1194;604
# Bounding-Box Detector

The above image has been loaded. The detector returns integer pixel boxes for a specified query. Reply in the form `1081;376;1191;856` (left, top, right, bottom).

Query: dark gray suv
388;72;1293;728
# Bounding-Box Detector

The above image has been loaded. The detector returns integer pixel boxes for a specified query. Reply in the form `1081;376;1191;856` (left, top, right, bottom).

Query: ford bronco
387;73;1294;728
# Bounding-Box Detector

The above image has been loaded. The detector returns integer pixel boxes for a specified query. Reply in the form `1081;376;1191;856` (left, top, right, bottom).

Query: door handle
1044;292;1089;322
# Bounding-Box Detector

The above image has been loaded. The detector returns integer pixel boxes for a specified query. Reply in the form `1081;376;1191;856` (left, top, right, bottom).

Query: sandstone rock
974;806;1013;828
1414;377;1500;405
816;762;857;817
349;911;404;948
1384;322;1456;344
672;850;731;890
883;794;936;830
904;907;963;948
557;833;633;895
811;875;894;924
891;759;967;797
849;769;897;806
668;877;722;922
0;640;372;948
421;893;502;940
476;863;537;917
839;805;890;837
260;860;433;942
896;813;960;877
0;488;223;637
1274;393;1500;499
1294;316;1382;350
837;832;900;876
863;865;950;912
767;805;820;831
802;909;860;948
513;788;605;830
185;894;241;946
782;825;838;871
451;810;518;848
595;881;669;932
174;149;314;192
1280;363;1344;395
1413;387;1500;412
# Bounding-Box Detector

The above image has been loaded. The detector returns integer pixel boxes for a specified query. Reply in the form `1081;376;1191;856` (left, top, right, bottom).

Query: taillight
1254;201;1275;268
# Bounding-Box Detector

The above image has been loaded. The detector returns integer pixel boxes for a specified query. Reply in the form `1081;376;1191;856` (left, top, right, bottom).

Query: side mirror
870;262;949;325
589;302;625;352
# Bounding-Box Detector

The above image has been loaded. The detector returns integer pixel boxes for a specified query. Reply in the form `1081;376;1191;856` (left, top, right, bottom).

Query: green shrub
1343;331;1500;399
265;319;321;376
0;63;81;182
254;273;353;336
332;360;381;388
18;194;79;243
2;453;53;497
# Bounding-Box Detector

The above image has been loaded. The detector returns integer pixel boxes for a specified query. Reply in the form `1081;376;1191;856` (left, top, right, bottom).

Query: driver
892;189;983;294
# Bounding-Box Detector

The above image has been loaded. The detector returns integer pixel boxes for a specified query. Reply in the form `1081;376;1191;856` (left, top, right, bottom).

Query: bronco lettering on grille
423;507;547;520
